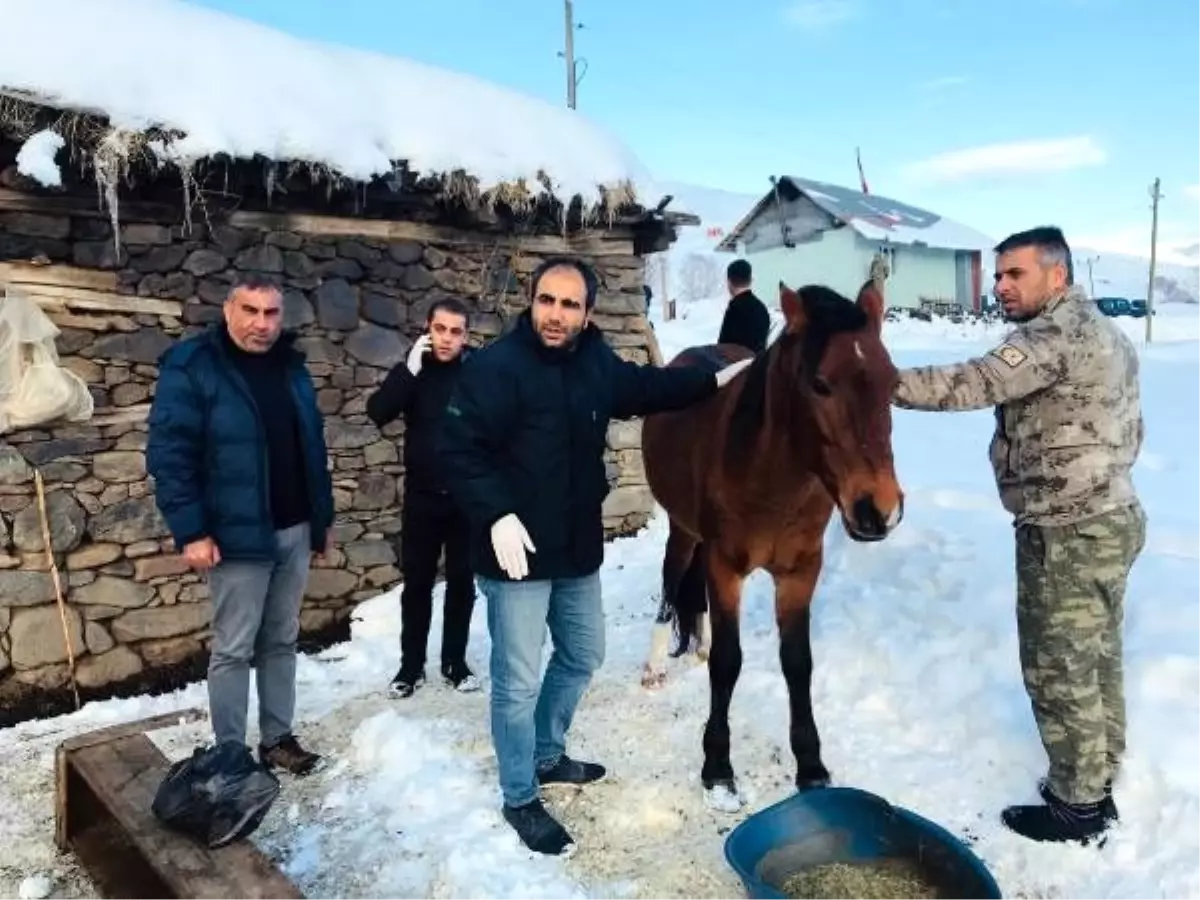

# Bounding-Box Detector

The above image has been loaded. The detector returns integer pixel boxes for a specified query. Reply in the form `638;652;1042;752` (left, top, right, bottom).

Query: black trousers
399;488;476;672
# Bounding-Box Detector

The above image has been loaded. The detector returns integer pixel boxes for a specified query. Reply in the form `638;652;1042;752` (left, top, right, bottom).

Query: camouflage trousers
1015;501;1146;805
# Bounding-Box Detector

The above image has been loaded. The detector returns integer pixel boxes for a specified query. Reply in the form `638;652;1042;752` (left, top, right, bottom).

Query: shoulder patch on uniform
990;343;1028;368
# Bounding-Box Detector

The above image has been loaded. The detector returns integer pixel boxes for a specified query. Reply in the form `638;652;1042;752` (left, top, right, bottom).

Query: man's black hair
226;272;283;299
528;256;600;309
995;226;1075;285
727;259;752;288
427;296;471;326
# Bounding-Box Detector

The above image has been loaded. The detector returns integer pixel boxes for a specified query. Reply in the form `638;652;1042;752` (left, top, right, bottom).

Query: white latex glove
491;513;536;580
714;357;754;388
407;333;432;375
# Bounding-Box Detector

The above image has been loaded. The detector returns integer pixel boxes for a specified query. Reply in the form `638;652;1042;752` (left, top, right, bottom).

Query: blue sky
193;0;1199;259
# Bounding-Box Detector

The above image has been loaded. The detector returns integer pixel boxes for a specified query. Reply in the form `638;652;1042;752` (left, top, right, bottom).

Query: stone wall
0;205;656;718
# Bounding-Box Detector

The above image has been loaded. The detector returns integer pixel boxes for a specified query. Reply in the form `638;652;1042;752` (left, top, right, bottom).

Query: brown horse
639;279;904;812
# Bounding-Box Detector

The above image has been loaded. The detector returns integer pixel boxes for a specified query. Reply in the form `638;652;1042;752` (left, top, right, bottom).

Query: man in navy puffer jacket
147;275;334;776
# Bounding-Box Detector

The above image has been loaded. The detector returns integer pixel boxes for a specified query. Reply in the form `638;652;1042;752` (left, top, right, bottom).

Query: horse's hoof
703;779;745;813
640;665;667;690
795;770;832;792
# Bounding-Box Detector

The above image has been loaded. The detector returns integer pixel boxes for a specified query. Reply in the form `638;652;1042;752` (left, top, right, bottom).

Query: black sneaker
442;661;481;693
259;734;323;777
537;755;606;786
388;667;425;699
502;799;576;856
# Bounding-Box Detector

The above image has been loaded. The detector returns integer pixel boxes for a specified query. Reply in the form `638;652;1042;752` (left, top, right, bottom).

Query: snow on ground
1;305;1196;899
0;0;659;204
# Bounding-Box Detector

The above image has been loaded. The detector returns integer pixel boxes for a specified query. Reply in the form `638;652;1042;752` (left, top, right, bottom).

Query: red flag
856;146;869;195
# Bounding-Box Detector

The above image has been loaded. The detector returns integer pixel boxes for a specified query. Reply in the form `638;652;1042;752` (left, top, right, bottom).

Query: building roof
0;0;668;215
715;175;995;254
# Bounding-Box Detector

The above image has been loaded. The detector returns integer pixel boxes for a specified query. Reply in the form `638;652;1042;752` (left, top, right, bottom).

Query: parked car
1095;296;1154;318
1095;296;1133;317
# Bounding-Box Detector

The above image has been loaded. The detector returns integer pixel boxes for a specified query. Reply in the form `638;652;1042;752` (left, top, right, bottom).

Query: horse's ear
856;280;885;333
779;281;806;332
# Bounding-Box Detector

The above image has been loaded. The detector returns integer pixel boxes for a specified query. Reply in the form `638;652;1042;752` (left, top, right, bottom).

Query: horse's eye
812;377;832;397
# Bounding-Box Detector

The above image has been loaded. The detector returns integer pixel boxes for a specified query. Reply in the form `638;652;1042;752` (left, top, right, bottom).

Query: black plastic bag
151;740;281;848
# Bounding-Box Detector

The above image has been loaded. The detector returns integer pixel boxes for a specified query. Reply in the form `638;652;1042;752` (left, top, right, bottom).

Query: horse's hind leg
776;557;832;791
641;523;698;689
700;546;746;812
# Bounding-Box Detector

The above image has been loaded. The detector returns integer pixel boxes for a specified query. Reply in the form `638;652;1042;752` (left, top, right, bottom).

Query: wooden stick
34;470;81;711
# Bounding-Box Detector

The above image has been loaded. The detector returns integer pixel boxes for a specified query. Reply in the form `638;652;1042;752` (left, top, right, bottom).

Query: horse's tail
670;545;708;655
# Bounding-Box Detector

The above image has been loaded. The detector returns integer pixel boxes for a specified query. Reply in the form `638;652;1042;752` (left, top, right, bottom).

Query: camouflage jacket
893;287;1143;525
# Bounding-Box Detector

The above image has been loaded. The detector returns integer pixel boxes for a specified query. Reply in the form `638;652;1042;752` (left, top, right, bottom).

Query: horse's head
778;280;904;542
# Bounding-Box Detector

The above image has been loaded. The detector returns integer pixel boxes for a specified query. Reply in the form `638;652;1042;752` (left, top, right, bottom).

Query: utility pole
564;0;577;109
1146;177;1162;343
1084;254;1099;296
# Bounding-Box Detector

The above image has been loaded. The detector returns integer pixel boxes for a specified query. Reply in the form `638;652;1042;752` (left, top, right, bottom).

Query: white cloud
1071;222;1200;267
903;136;1107;184
1184;184;1200;201
783;0;856;31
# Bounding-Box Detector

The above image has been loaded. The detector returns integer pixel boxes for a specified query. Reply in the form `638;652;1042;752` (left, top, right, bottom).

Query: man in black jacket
718;258;771;353
440;257;752;857
366;298;479;698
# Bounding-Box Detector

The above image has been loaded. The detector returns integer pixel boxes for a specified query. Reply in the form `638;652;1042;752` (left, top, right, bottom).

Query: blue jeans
478;572;605;807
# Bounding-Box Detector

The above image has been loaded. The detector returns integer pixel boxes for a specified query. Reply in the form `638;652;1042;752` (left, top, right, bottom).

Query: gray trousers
207;522;312;747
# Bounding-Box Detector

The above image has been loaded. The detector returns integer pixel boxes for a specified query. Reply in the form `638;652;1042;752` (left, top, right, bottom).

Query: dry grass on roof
0;89;642;224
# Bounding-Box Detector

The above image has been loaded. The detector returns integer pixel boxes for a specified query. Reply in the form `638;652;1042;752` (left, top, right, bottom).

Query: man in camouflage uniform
892;226;1146;845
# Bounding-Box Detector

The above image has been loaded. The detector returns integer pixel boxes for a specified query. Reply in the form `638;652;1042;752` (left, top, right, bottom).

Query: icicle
265;162;277;207
93;129;132;257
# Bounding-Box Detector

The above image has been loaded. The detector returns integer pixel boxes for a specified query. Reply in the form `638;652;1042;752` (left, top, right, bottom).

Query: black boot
1002;785;1112;845
502;799;576;856
537;755;606;786
1038;777;1118;822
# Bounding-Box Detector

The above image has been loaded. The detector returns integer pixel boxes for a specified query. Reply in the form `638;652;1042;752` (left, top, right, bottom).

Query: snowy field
1;303;1197;900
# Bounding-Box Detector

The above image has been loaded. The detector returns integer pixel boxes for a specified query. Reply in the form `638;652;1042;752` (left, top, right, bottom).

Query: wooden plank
0;187;183;223
56;708;205;851
7;283;183;317
59;708;206;755
0;261;119;292
226;208;636;256
69;733;302;899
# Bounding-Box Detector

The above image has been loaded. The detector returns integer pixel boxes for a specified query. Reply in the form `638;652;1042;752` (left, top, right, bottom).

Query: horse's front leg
776;558;832;791
642;524;697;689
700;546;745;812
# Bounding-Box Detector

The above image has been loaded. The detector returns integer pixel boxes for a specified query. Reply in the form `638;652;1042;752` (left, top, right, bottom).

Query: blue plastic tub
723;787;1002;899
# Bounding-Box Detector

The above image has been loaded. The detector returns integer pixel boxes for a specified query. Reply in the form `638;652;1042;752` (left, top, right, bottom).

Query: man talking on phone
367;298;480;698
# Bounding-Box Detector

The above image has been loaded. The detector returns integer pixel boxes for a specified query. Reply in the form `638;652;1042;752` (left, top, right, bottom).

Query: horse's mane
725;285;869;471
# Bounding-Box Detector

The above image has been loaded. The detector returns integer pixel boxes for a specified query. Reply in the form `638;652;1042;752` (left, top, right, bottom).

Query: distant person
439;256;752;857
676;258;775;646
891;226;1145;846
718;259;770;354
643;283;652;314
366;298;480;699
147;275;334;777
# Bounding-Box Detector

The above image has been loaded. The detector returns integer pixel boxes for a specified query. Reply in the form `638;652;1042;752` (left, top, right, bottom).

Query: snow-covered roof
0;0;662;209
717;176;996;254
